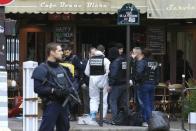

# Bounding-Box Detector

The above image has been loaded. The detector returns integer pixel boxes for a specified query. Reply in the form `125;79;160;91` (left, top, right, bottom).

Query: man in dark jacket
132;48;159;127
63;44;83;89
32;42;71;131
62;44;84;120
108;47;128;122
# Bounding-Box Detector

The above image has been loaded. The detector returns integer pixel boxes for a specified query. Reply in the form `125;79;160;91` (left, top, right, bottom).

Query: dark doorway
77;26;126;58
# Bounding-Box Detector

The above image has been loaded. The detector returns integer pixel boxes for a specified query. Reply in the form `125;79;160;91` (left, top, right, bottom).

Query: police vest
145;59;158;82
45;64;69;90
117;58;127;83
90;56;105;75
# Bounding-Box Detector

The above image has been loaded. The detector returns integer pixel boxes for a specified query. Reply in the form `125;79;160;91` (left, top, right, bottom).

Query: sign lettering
117;3;140;25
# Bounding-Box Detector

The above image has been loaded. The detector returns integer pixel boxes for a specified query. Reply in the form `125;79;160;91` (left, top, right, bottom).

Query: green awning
148;0;196;19
5;0;146;14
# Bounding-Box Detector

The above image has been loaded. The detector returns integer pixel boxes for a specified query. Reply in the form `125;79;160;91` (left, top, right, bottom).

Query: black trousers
39;102;70;131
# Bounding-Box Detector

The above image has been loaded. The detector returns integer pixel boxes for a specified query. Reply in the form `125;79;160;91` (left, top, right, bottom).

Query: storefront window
26;32;46;63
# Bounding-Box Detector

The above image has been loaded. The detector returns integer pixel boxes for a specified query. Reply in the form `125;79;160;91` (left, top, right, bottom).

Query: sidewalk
9;117;187;131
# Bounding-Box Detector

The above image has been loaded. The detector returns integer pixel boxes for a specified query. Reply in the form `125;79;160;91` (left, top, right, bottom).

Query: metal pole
181;74;187;131
0;7;6;70
99;88;103;127
126;25;131;107
0;6;11;131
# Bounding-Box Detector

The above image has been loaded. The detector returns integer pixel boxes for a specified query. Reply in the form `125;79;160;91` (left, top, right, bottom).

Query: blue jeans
109;85;128;120
137;83;155;122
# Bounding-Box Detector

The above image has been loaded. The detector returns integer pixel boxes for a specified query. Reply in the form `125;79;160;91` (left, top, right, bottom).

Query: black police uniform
63;54;84;121
64;54;83;89
109;56;128;120
136;58;159;123
144;58;160;85
32;61;70;131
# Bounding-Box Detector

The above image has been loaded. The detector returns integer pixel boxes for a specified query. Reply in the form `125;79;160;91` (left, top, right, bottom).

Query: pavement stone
8;117;188;131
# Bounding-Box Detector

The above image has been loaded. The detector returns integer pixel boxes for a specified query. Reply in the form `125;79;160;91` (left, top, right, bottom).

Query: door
167;30;194;83
19;25;53;64
26;32;47;63
18;25;52;85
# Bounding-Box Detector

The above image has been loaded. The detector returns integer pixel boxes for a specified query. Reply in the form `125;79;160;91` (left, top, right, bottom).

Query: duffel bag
148;111;170;131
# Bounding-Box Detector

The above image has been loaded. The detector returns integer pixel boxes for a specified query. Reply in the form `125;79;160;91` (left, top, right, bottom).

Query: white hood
95;50;105;56
85;50;110;77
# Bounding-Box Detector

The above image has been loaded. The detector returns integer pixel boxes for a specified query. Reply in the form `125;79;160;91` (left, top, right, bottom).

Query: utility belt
134;80;156;87
41;96;65;107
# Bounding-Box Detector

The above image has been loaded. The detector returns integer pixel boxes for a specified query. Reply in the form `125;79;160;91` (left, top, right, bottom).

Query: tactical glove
62;88;71;96
52;88;63;97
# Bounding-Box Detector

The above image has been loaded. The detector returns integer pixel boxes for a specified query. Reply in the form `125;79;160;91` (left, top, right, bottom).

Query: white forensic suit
85;50;110;119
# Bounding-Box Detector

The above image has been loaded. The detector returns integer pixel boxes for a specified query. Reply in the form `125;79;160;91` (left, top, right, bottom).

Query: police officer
32;42;71;131
62;44;83;90
62;44;83;121
133;48;159;127
108;47;128;122
85;46;110;125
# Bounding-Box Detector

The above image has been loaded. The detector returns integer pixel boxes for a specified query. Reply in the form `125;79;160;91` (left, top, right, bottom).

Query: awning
148;0;196;19
5;0;146;14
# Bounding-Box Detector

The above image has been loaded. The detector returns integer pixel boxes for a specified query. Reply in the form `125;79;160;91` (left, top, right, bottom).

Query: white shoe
77;114;90;125
87;120;98;126
77;117;86;125
142;122;148;127
85;118;98;126
77;115;98;126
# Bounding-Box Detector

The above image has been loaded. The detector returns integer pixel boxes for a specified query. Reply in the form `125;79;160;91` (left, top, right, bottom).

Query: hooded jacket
85;50;110;88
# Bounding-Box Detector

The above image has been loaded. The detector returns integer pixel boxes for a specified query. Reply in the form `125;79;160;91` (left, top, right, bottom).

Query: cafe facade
4;0;196;86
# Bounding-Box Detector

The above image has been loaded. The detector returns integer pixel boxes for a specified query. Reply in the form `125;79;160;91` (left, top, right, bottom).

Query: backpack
148;111;170;131
128;112;143;126
112;110;143;126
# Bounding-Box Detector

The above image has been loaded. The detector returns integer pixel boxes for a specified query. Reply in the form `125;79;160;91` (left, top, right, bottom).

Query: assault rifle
42;63;81;107
42;77;81;107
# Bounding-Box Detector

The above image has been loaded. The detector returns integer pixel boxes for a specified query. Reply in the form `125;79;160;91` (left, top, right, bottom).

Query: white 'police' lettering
57;73;64;78
122;62;127;69
148;62;158;70
90;59;103;66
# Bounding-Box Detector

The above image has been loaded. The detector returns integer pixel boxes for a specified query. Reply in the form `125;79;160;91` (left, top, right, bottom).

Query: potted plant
183;79;196;120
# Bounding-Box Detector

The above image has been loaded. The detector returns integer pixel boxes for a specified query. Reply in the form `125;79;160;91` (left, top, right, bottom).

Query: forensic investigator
32;42;71;131
85;47;110;125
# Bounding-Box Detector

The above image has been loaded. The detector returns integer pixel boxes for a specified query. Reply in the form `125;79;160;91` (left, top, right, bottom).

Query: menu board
147;26;166;55
55;25;74;44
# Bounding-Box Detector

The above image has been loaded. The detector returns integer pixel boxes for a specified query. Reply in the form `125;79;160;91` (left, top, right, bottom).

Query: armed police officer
108;47;128;123
32;42;71;131
132;47;159;127
85;45;110;125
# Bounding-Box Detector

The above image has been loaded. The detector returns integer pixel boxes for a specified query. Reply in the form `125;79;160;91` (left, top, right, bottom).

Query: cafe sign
148;0;196;19
117;3;140;25
5;0;147;14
